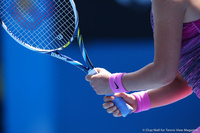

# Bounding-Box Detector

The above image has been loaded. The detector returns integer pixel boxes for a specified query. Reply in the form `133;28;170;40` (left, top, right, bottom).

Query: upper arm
152;0;187;80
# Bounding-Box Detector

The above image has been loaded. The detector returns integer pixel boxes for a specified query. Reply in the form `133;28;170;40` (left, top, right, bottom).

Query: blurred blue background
0;0;199;133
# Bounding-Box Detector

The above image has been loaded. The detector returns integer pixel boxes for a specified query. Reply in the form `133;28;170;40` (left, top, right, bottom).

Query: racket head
0;0;79;53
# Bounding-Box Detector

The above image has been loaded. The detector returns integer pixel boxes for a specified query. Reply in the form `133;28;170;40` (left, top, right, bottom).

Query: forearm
146;72;192;109
122;63;177;92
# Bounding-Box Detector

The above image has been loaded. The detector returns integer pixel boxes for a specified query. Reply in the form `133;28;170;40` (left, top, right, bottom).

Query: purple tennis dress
151;12;200;99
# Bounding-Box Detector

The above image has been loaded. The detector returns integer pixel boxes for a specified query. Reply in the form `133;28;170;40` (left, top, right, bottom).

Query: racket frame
1;0;133;117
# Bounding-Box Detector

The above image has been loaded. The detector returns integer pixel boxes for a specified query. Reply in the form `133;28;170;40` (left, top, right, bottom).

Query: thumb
114;93;130;100
114;93;135;107
85;75;93;81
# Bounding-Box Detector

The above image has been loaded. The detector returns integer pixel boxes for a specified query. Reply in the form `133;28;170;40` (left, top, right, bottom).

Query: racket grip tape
106;93;133;117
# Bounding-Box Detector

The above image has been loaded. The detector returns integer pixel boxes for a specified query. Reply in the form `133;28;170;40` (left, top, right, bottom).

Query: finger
102;102;114;109
114;93;129;98
107;106;117;114
113;109;122;117
114;93;133;103
115;93;136;112
85;75;92;81
95;68;104;73
103;96;115;102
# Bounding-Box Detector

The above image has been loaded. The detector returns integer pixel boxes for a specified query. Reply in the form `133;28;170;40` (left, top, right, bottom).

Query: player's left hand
85;68;112;95
103;93;137;117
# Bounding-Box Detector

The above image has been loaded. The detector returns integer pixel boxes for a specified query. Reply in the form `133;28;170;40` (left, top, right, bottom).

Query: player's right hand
85;68;113;95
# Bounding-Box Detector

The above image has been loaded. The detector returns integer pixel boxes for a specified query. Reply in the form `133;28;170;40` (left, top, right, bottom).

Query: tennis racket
0;0;133;117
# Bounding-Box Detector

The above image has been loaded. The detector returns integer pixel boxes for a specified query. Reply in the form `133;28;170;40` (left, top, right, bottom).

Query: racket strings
44;4;75;49
0;0;76;51
33;1;75;49
9;0;74;50
1;0;54;49
35;3;75;50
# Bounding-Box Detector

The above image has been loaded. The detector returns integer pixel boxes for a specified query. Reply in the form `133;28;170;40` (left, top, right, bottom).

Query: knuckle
103;96;107;102
113;113;118;117
102;103;107;109
113;110;120;117
90;82;95;87
107;109;111;114
112;106;117;111
96;91;103;95
96;91;101;95
104;96;111;102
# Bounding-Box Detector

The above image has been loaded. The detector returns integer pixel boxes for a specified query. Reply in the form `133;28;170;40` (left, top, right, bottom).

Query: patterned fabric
151;12;200;99
179;19;200;99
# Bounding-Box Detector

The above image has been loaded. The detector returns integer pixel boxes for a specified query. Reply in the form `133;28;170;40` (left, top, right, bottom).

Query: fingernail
110;103;114;106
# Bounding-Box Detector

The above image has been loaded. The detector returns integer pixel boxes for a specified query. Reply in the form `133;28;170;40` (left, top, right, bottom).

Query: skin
86;0;200;117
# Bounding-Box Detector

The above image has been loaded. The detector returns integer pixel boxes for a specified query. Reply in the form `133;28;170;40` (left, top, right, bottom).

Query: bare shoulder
152;0;200;23
152;0;187;23
151;0;187;13
184;0;200;23
151;0;187;8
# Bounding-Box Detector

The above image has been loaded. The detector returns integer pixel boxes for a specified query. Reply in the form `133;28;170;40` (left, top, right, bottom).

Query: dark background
74;0;152;40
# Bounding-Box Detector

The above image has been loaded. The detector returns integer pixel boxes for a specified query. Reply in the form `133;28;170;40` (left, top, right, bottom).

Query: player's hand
85;68;112;95
103;93;137;117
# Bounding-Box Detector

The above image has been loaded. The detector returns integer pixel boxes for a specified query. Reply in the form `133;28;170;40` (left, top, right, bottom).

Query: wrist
109;73;129;93
131;91;151;113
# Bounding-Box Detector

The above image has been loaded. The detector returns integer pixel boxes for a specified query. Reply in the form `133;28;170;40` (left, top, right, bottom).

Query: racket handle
88;69;98;75
106;93;133;117
88;69;133;117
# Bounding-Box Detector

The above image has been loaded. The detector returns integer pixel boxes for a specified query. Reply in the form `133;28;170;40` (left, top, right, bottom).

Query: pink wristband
109;73;129;93
131;91;151;113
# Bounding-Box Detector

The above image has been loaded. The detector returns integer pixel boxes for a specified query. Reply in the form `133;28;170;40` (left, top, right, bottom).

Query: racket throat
49;51;90;74
50;52;67;62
